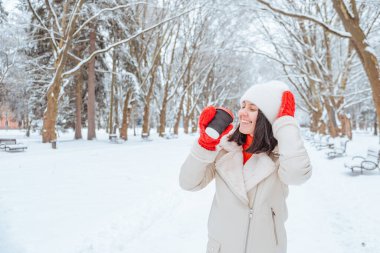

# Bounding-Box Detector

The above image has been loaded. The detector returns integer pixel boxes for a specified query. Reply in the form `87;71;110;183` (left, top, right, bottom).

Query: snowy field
0;129;379;253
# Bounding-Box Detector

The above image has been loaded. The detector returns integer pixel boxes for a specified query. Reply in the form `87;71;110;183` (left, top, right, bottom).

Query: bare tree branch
63;5;204;77
27;0;58;52
45;0;62;34
256;0;351;38
73;2;148;38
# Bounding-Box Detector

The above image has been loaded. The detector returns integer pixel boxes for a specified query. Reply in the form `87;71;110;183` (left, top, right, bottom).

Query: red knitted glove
198;106;233;151
277;91;295;118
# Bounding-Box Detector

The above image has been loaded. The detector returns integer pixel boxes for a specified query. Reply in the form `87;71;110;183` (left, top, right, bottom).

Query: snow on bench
344;146;380;174
0;138;16;145
109;134;123;144
3;144;28;152
325;138;350;159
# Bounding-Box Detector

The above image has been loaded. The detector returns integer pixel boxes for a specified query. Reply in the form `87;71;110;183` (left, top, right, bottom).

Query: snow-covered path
0;130;379;253
287;133;380;253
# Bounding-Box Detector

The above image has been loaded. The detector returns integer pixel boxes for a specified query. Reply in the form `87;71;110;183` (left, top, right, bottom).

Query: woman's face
238;101;258;136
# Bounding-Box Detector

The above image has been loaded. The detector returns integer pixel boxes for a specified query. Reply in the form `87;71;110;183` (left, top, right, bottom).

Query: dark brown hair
228;109;278;154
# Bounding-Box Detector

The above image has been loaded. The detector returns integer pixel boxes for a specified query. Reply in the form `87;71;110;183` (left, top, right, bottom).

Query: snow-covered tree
255;0;380;137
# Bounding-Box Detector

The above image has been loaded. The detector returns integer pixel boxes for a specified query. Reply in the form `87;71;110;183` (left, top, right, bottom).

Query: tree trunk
41;0;85;144
141;81;155;138
74;70;83;139
25;111;30;137
120;89;132;140
159;102;168;137
141;57;160;138
338;113;352;140
333;0;380;133
87;27;96;140
42;67;64;143
183;117;189;134
108;85;114;134
325;101;339;137
158;82;169;137
108;49;117;135
318;120;327;135
183;91;191;134
173;94;185;136
132;103;136;136
114;84;119;134
374;114;378;136
345;115;353;140
191;110;197;133
310;110;322;133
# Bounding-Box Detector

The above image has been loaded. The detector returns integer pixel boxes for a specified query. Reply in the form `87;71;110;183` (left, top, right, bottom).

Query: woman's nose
239;109;248;116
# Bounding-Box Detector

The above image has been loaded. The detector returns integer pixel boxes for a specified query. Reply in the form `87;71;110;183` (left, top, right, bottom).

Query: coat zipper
243;208;253;253
271;208;278;245
215;170;258;253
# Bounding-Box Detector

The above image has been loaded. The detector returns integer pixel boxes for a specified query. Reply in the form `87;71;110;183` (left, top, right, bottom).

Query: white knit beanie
240;80;290;124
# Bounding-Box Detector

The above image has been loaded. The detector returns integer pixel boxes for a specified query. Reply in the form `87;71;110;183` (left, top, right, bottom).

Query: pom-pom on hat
240;80;290;124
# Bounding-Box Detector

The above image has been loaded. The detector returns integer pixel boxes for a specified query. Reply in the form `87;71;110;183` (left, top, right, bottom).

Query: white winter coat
179;116;312;253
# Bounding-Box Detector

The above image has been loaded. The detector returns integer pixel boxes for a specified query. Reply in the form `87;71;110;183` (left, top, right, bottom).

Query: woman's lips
240;119;252;124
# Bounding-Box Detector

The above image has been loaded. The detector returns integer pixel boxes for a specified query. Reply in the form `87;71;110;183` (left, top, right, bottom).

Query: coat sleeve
272;116;312;185
179;141;219;191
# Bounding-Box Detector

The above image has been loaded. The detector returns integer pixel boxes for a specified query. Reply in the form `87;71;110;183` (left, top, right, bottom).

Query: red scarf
242;135;254;165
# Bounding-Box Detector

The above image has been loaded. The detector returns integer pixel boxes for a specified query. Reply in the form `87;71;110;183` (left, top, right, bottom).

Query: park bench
0;138;16;145
109;134;123;144
303;132;314;142
325;138;350;159
0;138;28;152
109;134;117;142
3;144;28;152
344;146;380;174
309;133;321;146
141;133;153;141
315;135;334;150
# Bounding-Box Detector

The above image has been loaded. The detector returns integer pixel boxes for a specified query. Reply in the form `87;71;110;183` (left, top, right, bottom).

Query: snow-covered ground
0;129;379;253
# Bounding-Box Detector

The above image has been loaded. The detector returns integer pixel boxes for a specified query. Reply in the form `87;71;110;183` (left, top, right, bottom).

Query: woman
179;81;312;253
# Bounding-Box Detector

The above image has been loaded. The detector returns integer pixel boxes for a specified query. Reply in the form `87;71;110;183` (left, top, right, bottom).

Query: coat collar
218;135;241;152
243;153;277;191
216;135;278;206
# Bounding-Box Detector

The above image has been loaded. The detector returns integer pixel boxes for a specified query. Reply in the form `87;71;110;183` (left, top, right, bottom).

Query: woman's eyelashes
241;106;257;112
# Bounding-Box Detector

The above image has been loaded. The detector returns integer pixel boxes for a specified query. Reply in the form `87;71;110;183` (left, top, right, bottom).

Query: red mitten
198;106;233;151
277;91;295;118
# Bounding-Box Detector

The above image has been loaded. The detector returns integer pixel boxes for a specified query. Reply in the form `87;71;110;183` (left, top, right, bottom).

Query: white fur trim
218;134;241;152
240;80;290;124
